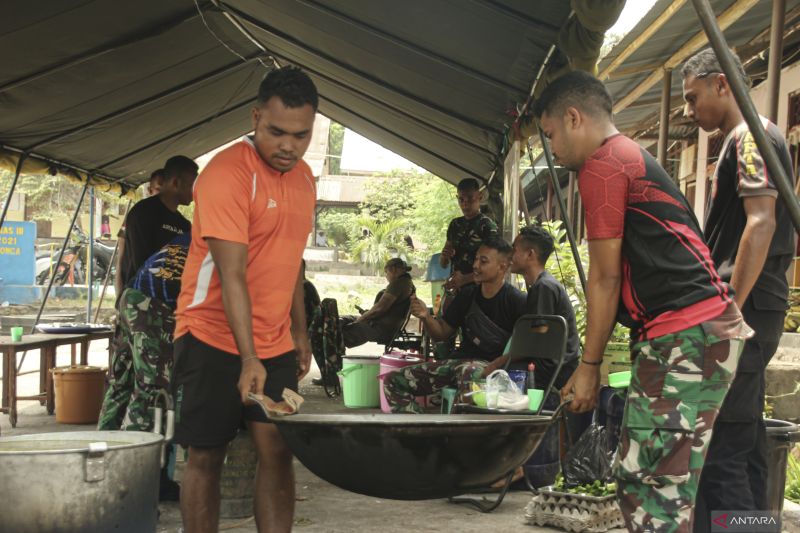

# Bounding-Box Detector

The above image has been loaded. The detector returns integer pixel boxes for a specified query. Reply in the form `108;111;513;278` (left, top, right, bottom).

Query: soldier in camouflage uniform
98;288;176;431
615;313;748;532
440;178;498;292
97;233;190;431
534;71;751;532
385;239;526;413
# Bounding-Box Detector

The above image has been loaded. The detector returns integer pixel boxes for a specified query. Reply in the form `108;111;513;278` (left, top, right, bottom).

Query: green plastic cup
441;387;458;414
527;388;544;411
10;326;23;342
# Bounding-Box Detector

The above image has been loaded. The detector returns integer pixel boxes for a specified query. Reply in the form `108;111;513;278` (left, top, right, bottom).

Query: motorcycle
35;228;116;286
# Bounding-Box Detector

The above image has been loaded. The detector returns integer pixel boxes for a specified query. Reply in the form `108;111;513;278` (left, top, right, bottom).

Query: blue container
508;370;527;394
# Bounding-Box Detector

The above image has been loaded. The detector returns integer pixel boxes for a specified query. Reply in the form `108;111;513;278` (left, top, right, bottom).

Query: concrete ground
2;339;798;532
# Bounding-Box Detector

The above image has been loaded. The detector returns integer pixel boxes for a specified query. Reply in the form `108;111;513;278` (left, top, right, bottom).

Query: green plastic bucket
338;356;380;408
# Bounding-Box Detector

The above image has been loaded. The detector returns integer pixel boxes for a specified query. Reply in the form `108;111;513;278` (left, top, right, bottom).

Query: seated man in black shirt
384;238;526;413
339;257;415;348
505;225;580;390
508;226;590;487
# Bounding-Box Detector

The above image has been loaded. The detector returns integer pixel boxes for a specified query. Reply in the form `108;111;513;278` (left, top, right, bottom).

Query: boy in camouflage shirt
440;178;498;291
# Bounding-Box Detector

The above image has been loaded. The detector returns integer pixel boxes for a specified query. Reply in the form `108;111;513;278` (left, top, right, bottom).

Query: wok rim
274;412;553;427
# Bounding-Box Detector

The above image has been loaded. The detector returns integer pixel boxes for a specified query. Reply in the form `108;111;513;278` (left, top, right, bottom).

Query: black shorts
171;332;298;448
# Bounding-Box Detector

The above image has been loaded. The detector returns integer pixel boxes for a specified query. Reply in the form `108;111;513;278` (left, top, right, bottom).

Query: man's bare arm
114;238;125;296
562;239;622;413
582;239;623;363
207;238;264;403
409;295;455;340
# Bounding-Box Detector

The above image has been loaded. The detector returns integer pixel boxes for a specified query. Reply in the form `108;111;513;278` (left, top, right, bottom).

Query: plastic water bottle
527;362;536;390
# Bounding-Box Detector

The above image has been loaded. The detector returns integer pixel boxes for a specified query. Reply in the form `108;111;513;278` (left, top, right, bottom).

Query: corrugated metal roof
600;0;800;138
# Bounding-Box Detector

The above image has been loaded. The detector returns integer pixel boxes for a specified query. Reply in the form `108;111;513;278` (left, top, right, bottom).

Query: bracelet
580;357;602;366
242;355;259;363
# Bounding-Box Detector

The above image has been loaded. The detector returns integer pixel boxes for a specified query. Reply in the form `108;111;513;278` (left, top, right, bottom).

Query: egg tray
524;487;624;533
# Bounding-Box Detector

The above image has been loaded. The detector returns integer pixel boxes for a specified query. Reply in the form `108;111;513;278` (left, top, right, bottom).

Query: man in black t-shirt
116;156;196;293
114;168;163;295
383;238;526;413
508;225;580;390
682;48;794;529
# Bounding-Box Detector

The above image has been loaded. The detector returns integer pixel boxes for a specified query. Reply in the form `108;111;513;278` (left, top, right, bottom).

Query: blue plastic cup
508;370;526;394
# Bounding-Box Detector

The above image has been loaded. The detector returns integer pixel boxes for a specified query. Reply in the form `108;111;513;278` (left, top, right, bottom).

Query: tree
327;122;344;175
353;169;460;269
361;173;415;224
0;169;130;226
317;208;359;246
407;176;460;259
349;217;409;273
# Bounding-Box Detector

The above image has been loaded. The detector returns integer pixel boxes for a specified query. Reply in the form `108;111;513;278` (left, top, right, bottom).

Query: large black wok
274;413;551;500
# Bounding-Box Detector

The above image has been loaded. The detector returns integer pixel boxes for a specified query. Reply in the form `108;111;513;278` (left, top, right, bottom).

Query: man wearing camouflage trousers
97;233;191;501
98;233;191;431
535;71;750;532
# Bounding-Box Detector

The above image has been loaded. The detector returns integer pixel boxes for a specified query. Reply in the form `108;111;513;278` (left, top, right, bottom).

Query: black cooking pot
275;413;552;500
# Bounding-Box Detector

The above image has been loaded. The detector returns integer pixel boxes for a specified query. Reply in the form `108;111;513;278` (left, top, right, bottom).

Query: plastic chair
449;314;568;513
502;314;568;414
383;300;423;354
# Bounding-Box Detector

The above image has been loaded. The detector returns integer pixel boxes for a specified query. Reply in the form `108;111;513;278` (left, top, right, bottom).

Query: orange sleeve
195;149;252;245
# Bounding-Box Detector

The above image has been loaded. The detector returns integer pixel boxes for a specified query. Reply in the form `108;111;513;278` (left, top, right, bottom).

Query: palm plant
349;217;410;273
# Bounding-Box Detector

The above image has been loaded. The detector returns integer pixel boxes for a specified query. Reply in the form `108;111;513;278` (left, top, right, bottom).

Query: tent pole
87;186;95;322
94;200;131;323
657;68;672;169
766;0;786;123
0;153;27;230
31;178;90;333
691;0;800;233
534;134;588;295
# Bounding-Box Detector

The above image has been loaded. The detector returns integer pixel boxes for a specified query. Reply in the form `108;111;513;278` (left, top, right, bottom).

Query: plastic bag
562;416;615;486
485;369;528;410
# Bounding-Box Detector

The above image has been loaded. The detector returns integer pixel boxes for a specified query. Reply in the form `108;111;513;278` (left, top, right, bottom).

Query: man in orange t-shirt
171;66;317;533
